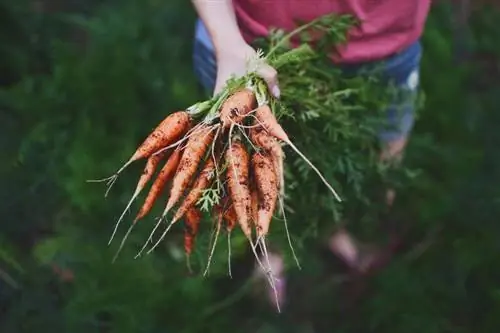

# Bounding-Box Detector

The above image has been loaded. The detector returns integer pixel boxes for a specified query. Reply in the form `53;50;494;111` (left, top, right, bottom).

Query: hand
214;40;280;98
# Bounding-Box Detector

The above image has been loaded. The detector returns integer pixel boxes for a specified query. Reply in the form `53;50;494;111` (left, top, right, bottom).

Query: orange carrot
134;111;191;158
225;138;252;240
184;207;202;256
134;148;182;222
171;157;216;224
220;89;256;128
144;125;217;256
89;111;191;193
110;149;182;262
184;207;202;273
223;203;237;233
252;152;279;238
108;150;167;245
254;104;289;143
250;185;259;226
162;124;216;217
255;104;342;202
249;125;284;196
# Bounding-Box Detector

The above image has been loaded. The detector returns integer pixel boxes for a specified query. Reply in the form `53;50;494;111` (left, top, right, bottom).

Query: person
191;0;432;308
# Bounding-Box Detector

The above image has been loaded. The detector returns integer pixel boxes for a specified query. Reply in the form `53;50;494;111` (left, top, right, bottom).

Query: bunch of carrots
89;13;353;310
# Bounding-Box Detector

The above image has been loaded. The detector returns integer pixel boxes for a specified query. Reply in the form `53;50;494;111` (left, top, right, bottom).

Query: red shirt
233;0;431;63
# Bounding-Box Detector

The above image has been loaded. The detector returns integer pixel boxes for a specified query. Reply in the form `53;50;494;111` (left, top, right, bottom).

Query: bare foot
355;245;386;274
328;229;360;269
328;230;390;275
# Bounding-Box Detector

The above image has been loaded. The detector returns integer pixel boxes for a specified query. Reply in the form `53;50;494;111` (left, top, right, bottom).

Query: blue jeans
192;19;422;142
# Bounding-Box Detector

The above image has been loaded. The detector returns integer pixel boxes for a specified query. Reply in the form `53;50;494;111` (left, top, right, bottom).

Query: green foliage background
1;1;500;332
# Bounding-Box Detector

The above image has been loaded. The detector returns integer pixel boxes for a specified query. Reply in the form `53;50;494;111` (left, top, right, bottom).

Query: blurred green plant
1;0;500;333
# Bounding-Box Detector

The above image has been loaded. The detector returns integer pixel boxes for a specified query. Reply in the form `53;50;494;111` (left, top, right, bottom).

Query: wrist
213;33;249;59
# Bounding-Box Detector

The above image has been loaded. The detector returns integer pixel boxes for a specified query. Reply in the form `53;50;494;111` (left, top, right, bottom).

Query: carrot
249;125;284;197
250;125;301;269
88;111;191;196
134;111;191;159
111;149;182;262
184;207;202;273
250;152;282;309
255;103;342;202
220;88;257;128
250;185;259;226
171;157;216;224
108;150;167;246
144;126;218;256
223;203;237;233
251;152;279;238
254;104;289;143
134;148;182;222
162;124;217;217
225;138;252;240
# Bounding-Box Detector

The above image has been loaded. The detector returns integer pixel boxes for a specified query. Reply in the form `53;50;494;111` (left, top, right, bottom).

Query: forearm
191;0;246;55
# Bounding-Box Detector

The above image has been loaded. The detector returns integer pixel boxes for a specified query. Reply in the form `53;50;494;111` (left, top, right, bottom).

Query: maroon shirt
233;0;431;63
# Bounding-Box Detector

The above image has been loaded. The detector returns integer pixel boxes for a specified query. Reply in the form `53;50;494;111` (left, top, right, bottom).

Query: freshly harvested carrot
110;149;183;263
255;103;342;202
254;104;289;143
134;149;182;222
162;124;217;217
250;186;259;225
225;142;275;294
171;157;216;224
220;88;257;128
223;203;237;233
144;126;218;256
184;207;202;273
225;138;252;240
88;111;191;195
108;150;167;245
135;111;191;158
249;125;284;197
252;152;279;238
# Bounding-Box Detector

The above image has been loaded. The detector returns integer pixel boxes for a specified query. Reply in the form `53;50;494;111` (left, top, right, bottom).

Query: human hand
214;40;280;98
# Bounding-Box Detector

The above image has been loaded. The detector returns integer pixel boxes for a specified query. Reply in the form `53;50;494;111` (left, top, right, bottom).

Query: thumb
255;64;280;99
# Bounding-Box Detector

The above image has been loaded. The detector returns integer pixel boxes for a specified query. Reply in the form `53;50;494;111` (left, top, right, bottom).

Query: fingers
255;64;280;99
